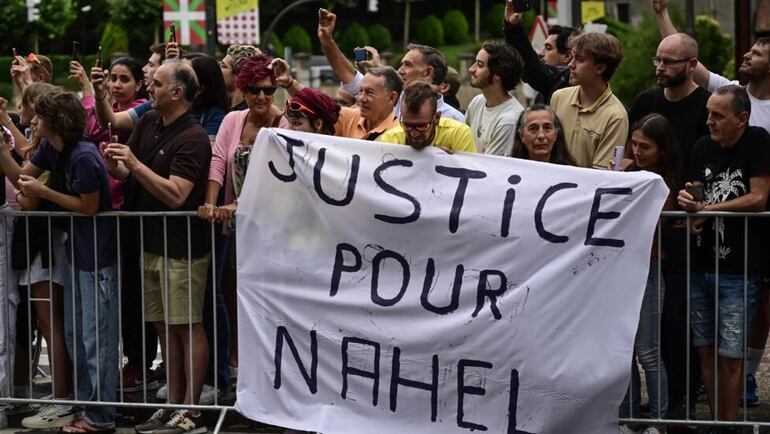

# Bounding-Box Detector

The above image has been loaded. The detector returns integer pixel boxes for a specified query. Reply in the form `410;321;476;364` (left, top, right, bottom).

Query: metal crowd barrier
1;210;770;433
0;211;235;434
621;210;770;433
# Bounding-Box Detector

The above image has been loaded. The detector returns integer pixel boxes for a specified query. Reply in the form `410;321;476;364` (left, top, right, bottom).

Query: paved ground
6;344;770;433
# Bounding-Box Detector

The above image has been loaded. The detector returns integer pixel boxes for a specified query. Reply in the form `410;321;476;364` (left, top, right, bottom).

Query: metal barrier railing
621;210;770;433
0;211;235;433
1;210;770;432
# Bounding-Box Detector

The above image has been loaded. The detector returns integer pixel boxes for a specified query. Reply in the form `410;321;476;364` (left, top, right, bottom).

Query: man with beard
653;0;770;132
627;31;710;420
654;0;770;411
629;33;710;177
464;41;525;156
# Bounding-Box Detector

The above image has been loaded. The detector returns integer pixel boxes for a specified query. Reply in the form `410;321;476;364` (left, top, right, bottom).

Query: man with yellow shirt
380;83;476;153
550;32;628;169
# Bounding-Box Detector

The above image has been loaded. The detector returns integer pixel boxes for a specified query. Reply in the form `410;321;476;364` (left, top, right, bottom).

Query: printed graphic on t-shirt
701;166;747;259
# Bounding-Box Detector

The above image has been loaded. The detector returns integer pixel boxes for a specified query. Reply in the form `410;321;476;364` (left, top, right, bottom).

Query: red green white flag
163;0;207;46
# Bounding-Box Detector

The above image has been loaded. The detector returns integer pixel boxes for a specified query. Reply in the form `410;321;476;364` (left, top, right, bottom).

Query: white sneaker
198;384;218;405
620;425;640;434
156;384;168;400
21;404;77;429
641;428;664;434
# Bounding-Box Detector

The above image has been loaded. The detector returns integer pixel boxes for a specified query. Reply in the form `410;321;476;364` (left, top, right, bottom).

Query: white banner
235;129;669;434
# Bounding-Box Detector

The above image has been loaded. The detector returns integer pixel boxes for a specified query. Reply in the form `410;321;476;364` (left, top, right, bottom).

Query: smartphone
612;145;624;171
169;23;176;43
513;0;532;12
96;46;103;68
12;47;17;57
686;181;705;202
72;41;80;62
354;48;367;62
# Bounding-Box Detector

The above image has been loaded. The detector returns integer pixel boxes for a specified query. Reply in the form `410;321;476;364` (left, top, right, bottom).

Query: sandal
60;416;116;434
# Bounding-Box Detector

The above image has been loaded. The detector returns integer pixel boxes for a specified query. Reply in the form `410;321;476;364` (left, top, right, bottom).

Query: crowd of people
0;0;769;433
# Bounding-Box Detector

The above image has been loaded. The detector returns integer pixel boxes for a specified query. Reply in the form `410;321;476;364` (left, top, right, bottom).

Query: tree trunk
403;0;411;50
475;0;480;43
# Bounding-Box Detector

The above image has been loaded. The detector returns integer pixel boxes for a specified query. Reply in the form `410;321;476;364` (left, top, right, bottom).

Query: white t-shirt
708;72;770;133
464;94;523;156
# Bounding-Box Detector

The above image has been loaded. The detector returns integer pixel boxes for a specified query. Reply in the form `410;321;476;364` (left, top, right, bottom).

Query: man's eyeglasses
245;85;277;96
400;117;434;132
286;100;316;117
651;57;692;67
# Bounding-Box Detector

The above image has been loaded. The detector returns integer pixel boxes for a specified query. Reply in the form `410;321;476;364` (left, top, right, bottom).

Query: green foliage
695;15;733;78
47;55;97;82
38;0;77;41
484;4;506;38
107;0;162;57
368;24;392;52
442;10;469;45
263;32;284;58
99;22;131;60
610;12;659;106
0;82;12;100
723;57;736;80
337;23;369;59
283;25;313;54
415;15;444;47
0;0;28;46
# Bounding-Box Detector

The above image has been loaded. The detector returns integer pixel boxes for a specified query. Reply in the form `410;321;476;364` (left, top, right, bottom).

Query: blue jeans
690;272;760;358
203;231;231;390
621;264;668;419
63;264;119;428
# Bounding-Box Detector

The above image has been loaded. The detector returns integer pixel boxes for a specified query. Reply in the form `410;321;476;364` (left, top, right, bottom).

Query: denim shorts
690;272;760;358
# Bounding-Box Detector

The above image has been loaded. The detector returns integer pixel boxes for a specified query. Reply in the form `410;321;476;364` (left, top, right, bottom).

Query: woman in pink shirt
197;53;286;373
71;57;147;210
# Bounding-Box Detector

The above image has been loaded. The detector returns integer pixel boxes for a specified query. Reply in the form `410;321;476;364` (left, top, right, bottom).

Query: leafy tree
415;15;444;47
695;15;732;77
38;0;77;41
283;25;313;54
100;21;131;60
263;32;284;58
108;0;162;57
368;24;392;52
484;4;506;38
0;0;28;47
443;10;469;45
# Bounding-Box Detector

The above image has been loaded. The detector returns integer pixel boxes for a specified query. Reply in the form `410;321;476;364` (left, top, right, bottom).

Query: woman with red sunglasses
284;88;341;135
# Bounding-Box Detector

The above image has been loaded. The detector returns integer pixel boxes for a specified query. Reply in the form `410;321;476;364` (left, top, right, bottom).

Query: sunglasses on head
286;100;316;117
245;84;277;96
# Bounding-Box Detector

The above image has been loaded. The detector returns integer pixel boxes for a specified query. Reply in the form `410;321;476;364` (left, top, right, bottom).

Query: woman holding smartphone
619;113;683;434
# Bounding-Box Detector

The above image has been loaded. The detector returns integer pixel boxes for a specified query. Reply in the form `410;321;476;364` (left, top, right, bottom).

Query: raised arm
651;0;711;87
503;2;563;97
318;8;357;85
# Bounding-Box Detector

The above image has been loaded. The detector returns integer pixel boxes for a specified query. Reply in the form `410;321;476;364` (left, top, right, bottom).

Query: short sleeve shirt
379;117;477;153
126;111;212;259
30;139;115;271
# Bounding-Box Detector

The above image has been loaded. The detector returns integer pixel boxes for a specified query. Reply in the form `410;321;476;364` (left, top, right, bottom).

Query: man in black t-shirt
104;61;211;434
678;85;770;423
629;32;710;165
628;31;710;416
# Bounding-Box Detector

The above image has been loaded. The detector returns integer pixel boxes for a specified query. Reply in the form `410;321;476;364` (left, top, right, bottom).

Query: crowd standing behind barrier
2;0;770;433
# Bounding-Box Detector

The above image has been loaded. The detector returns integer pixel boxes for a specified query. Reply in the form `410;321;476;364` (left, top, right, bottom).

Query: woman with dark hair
284;87;341;135
0;90;117;434
71;57;147;145
183;53;230;139
619;113;683;433
6;83;78;430
511;104;576;165
71;57;148;211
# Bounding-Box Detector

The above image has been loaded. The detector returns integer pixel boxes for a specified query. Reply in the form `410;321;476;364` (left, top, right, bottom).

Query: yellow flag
217;0;258;20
